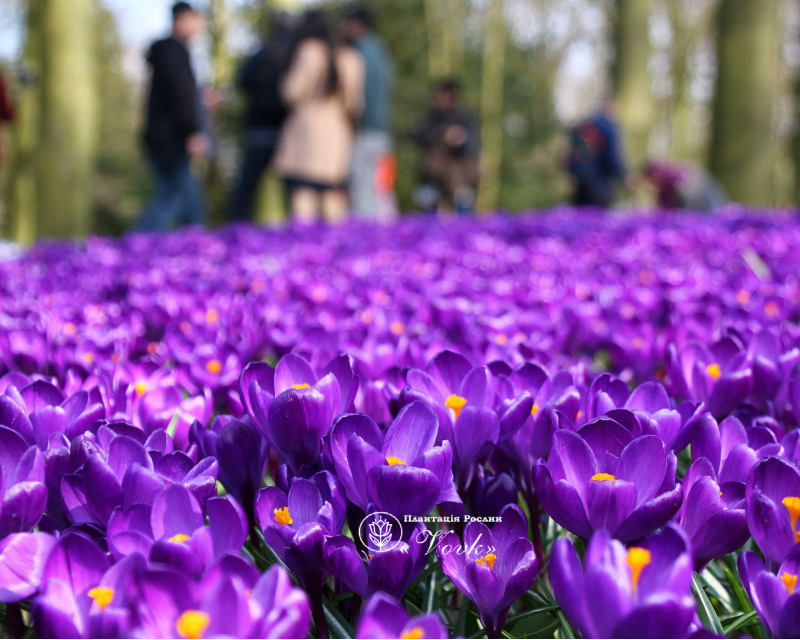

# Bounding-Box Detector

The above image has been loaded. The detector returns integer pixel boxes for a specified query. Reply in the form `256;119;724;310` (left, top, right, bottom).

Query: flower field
1;211;799;639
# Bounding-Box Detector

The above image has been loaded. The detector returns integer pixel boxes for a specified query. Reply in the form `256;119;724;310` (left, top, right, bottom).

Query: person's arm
281;40;325;107
412;112;439;148
341;49;364;120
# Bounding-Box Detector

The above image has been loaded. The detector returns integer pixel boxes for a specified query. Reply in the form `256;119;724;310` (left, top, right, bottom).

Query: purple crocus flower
0;532;56;602
61;431;217;531
327;402;461;519
400;349;533;489
132;561;310;639
436;504;538;638
746;456;800;568
31;531;115;639
0;426;47;538
240;353;356;474
255;471;344;589
255;469;344;637
533;424;682;542
470;467;518;520
550;525;696;639
672;457;748;570
322;522;429;601
107;485;247;579
190;415;266;521
356;592;448;639
666;338;752;418
738;548;800;638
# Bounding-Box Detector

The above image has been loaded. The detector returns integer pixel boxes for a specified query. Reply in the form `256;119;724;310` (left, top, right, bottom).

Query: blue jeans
137;156;206;231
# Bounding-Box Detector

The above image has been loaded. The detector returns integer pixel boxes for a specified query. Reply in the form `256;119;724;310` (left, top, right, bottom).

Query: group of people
565;98;726;210
141;2;398;229
0;2;726;232
141;1;488;229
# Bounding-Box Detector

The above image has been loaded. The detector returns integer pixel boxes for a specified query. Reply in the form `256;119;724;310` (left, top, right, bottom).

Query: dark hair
172;2;195;19
436;78;461;95
344;5;375;29
284;10;339;97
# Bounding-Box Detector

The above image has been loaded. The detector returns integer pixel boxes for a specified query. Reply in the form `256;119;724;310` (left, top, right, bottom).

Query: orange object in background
376;152;397;192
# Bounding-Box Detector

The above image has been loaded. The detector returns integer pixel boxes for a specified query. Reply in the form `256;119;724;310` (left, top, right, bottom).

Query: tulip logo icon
368;516;393;550
359;512;402;553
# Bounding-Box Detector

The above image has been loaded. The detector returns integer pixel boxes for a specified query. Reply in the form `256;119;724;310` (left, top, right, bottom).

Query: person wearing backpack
566;97;626;208
229;12;294;223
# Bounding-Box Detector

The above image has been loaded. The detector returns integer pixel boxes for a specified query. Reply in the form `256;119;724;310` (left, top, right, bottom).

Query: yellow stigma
632;337;645;349
291;383;311;390
706;363;722;380
445;394;468;419
168;533;191;543
274;506;293;526
783;496;800;533
781;573;798;595
495;334;508;346
475;553;497;569
626;547;652;592
87;586;114;611
205;359;222;375
176;610;210;640
400;627;425;640
360;310;373;324
736;290;751;305
390;321;405;335
591;472;616;482
386;456;406;466
147;342;159;355
531;403;540;417
577;410;584;419
206;309;219;324
180;321;192;334
134;381;148;396
64;322;77;336
81;352;95;365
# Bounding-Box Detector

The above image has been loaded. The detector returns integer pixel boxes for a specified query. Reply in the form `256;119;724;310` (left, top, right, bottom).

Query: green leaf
321;594;354;640
456;594;471;638
723;610;759;634
692;572;723;635
424;571;439;613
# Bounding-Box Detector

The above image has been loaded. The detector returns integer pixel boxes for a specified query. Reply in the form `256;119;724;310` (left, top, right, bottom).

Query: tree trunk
612;0;655;170
37;0;98;237
425;0;466;79
476;0;505;212
9;0;43;244
710;0;779;205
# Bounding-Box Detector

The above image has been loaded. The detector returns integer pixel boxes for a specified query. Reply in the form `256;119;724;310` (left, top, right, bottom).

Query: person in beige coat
274;11;364;224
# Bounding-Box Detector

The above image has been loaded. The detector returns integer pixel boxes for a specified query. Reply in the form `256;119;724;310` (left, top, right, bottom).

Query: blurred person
642;159;727;211
565;98;626;208
0;70;14;170
412;79;480;214
342;5;395;221
273;10;364;224
138;1;207;231
229;12;294;223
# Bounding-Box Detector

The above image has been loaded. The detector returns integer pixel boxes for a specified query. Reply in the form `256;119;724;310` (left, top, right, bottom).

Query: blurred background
0;0;797;240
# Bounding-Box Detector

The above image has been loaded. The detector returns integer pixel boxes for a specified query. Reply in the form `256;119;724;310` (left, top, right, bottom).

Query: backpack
567;119;606;182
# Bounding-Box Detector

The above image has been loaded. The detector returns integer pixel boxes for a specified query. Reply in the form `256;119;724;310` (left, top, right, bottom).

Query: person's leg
181;163;207;227
349;131;386;219
136;157;183;231
290;187;320;224
321;189;348;225
230;143;274;223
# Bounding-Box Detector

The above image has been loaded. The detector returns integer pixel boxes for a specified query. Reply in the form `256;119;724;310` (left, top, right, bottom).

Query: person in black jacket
137;2;207;231
228;12;293;223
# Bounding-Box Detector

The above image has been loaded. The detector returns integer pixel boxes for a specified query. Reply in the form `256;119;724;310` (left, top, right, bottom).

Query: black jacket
143;37;201;167
237;42;288;131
